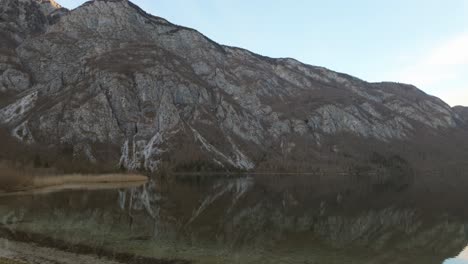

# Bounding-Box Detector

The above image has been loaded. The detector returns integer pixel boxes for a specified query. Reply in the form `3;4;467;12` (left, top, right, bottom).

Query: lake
0;173;467;264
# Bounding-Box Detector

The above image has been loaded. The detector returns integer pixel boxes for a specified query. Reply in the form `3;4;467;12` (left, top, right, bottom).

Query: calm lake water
0;173;467;264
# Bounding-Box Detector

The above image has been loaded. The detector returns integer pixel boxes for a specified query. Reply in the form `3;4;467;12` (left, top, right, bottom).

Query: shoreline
0;174;148;196
0;227;189;264
0;238;120;264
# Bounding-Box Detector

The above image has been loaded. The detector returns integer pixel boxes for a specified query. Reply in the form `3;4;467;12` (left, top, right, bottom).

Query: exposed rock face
0;0;467;172
454;106;468;123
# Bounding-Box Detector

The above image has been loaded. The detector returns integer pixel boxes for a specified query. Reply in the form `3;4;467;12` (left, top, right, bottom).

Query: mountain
454;106;468;122
1;0;467;174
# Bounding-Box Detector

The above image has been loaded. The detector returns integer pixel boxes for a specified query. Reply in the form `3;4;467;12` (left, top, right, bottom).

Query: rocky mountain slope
453;106;468;122
1;0;467;173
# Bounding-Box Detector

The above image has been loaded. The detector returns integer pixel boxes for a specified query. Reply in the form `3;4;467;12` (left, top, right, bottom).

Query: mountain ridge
0;0;467;175
72;0;466;103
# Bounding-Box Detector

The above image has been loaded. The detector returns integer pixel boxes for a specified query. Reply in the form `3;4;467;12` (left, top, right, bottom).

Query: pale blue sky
445;260;468;264
445;246;468;264
58;0;468;106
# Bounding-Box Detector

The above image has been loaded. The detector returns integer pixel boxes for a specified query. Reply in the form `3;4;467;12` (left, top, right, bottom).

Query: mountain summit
1;0;467;174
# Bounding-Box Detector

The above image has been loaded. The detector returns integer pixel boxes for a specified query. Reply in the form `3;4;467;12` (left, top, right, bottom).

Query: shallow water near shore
0;173;467;263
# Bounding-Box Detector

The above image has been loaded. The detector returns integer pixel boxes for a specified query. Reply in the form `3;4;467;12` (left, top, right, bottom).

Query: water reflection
0;173;467;263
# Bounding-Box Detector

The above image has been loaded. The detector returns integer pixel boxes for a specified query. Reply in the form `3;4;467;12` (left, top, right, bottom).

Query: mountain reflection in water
0;173;467;264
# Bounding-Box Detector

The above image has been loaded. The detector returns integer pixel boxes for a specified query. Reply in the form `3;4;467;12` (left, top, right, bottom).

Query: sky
444;246;468;264
58;0;468;106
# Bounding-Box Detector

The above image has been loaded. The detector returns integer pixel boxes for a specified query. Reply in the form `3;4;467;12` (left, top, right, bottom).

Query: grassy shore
31;174;148;189
0;162;147;193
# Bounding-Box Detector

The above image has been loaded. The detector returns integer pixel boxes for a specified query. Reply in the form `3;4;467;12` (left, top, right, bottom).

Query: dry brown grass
31;174;148;189
0;161;147;192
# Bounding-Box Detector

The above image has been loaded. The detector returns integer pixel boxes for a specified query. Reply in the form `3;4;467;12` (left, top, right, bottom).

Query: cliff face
454;106;468;122
0;0;467;172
